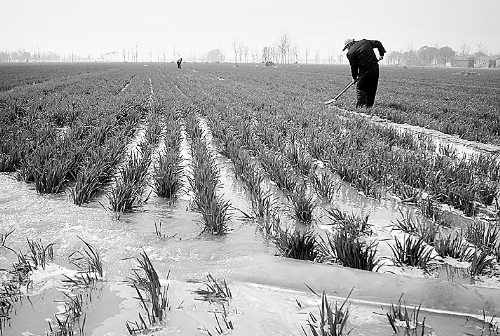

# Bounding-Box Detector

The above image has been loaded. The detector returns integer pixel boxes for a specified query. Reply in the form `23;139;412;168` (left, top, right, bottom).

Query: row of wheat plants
149;74;185;201
184;110;231;234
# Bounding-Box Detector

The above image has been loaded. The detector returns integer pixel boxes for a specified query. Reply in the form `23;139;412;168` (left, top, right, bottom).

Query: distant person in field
343;38;386;108
176;57;182;69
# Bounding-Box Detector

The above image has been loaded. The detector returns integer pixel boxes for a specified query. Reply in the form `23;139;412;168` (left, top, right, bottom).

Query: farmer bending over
176;57;182;69
343;39;386;108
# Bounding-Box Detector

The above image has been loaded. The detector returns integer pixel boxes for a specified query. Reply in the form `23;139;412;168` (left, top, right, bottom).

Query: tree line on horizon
1;36;498;65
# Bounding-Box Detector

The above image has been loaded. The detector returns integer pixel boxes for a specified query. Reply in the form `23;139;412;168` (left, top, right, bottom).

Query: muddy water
0;123;499;334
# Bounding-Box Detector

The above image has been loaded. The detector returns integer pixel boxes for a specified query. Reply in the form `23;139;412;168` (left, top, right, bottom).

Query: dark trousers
177;62;181;69
356;67;379;108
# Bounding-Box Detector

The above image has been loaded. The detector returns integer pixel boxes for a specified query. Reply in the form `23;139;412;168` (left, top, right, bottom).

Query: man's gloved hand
352;78;358;83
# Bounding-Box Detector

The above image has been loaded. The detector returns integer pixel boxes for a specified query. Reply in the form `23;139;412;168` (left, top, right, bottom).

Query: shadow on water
437;262;474;285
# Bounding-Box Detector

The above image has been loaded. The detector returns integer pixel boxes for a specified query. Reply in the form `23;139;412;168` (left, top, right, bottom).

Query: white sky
1;0;499;59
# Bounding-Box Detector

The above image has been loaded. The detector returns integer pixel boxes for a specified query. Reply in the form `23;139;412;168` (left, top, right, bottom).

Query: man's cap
342;38;355;51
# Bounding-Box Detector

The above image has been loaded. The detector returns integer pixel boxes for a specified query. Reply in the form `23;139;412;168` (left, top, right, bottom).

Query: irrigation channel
1;63;500;336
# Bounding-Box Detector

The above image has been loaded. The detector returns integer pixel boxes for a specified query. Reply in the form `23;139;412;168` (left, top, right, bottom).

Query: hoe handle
333;81;356;100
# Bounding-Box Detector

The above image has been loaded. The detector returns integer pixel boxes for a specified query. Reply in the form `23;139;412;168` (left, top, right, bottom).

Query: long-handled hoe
324;81;356;106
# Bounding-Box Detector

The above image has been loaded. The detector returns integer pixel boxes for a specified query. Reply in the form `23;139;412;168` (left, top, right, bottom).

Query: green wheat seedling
394;182;423;203
465;310;500;335
0;228;15;247
120;150;150;188
286;183;316;224
0;152;16;172
434;231;474;261
229;144;251;178
390;236;435;269
251;190;276;219
144;117;163;148
33;155;72;194
0;277;22;334
393;210;439;246
193;273;232;303
418;197;453;227
274;226;318;261
259;148;298;192
19;238;55;270
154;221;177;239
385;296;427;335
325;208;372;237
310;169;340;202
107;181;142;213
46;314;73;336
465;221;500;252
127;251;170;333
469;249;495;277
303;288;353;336
71;154;118;205
356;173;381;199
320;230;381;271
48;292;87;336
68;237;103;278
242;167;264;197
153;148;184;199
71;164;102;205
200;195;232;235
163;130;182;152
286;140;314;176
200;304;234;336
260;212;281;236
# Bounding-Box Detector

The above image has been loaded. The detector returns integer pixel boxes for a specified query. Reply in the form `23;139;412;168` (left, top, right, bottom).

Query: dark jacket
346;39;386;79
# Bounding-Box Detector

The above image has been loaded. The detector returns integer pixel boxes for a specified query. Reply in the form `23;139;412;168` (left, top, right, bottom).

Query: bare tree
337;53;343;64
252;46;259;63
291;44;299;63
314;49;321;64
305;47;309;64
278;32;291;64
232;40;239;63
238;42;244;63
459;44;470;57
244;45;249;63
476;41;486;55
262;46;271;63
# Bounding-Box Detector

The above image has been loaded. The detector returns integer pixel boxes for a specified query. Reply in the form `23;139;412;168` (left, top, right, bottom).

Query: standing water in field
1;142;498;336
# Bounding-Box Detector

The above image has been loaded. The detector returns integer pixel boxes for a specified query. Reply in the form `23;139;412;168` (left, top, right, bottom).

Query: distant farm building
451;57;474;68
496;58;500;67
475;56;492;68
